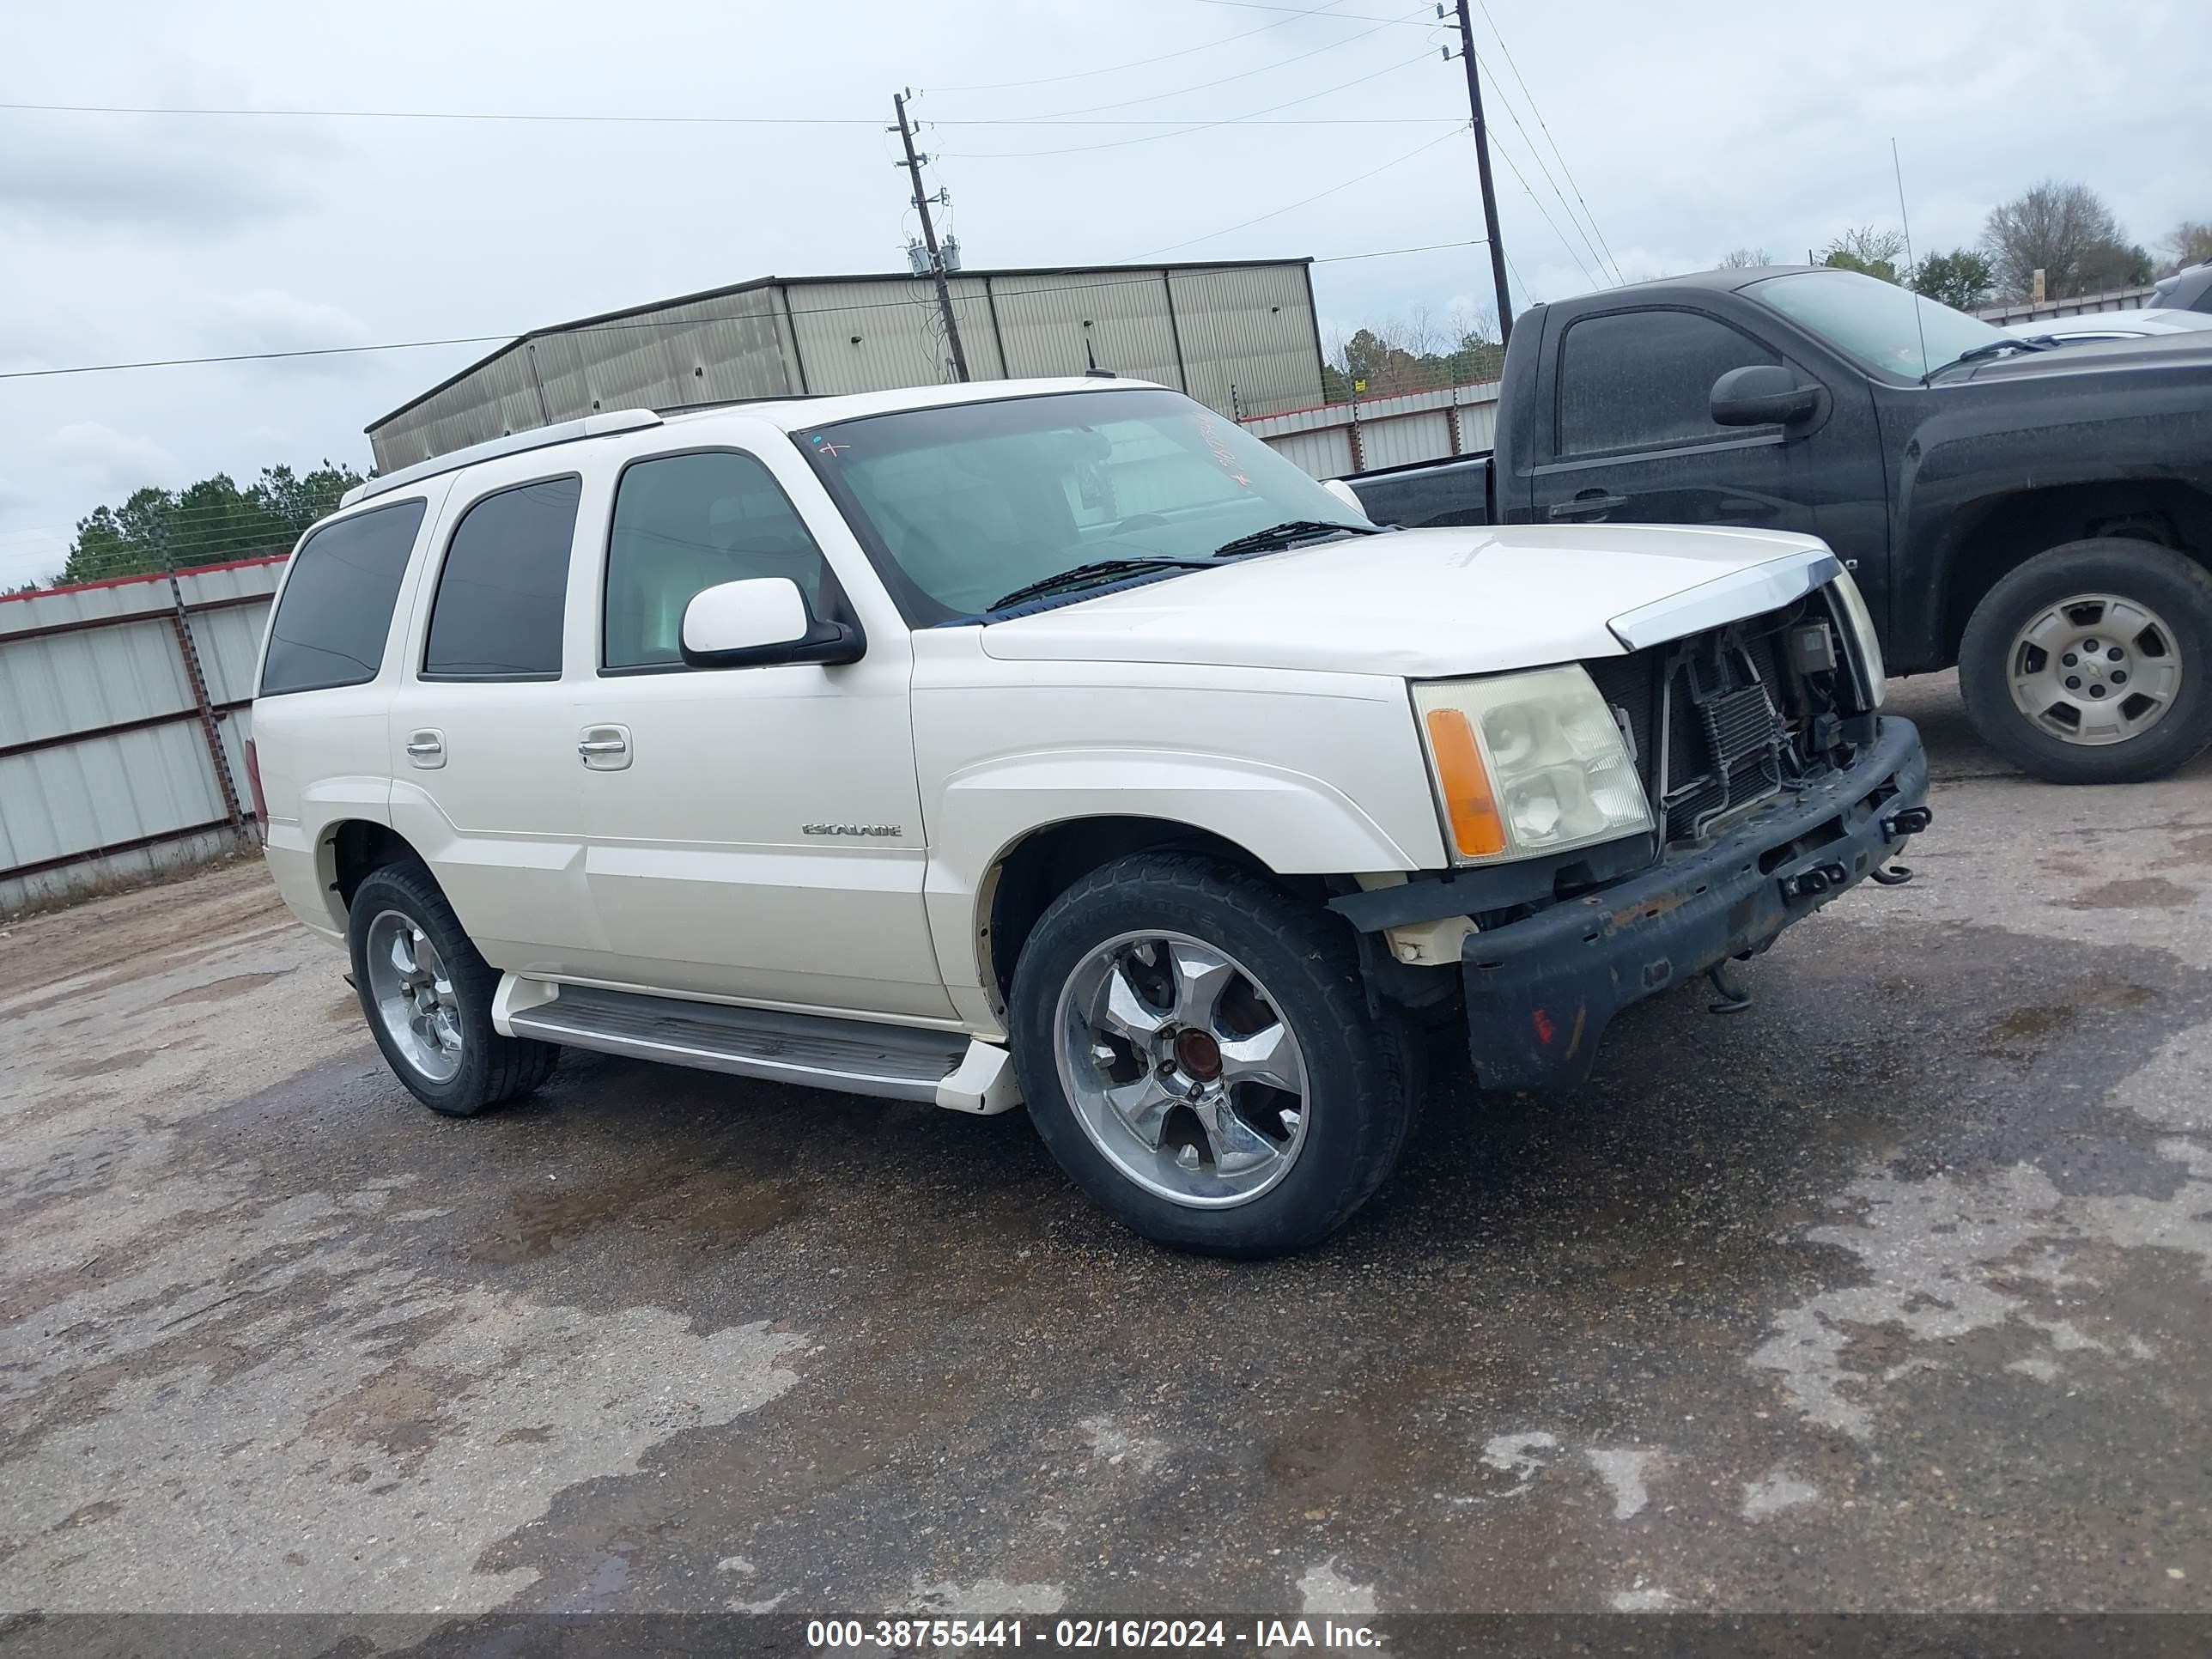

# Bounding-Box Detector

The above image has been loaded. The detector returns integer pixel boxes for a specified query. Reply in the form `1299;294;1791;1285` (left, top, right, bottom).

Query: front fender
924;744;1444;996
1889;380;2212;669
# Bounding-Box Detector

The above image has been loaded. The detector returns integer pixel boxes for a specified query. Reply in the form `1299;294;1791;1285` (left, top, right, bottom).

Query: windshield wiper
1923;336;2053;383
1210;520;1380;560
988;557;1217;611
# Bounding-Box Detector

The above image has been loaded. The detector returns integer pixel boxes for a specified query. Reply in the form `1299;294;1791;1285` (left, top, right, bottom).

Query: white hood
979;523;1840;678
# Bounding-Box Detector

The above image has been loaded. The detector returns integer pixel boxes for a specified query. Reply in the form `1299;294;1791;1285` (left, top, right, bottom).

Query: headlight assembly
1413;665;1655;866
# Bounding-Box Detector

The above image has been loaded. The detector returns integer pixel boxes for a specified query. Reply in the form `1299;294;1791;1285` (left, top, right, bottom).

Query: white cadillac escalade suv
251;377;1929;1255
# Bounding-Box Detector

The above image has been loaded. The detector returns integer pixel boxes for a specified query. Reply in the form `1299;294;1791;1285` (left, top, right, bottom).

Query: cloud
192;288;375;375
0;116;325;237
0;527;70;591
48;422;185;492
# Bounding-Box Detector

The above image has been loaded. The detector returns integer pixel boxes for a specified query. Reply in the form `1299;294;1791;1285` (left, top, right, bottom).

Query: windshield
1747;268;2009;380
795;387;1371;622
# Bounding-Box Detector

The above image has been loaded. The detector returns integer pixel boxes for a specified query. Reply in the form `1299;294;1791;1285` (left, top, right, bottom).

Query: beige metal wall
1243;380;1502;479
1;560;278;915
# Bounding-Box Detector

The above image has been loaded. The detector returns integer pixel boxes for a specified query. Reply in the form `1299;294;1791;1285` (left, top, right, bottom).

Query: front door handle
577;724;632;770
404;730;446;769
1548;491;1630;522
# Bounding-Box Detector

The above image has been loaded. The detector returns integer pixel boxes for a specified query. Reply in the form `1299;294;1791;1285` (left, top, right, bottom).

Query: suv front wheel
1959;538;2212;783
347;858;559;1116
1009;853;1418;1257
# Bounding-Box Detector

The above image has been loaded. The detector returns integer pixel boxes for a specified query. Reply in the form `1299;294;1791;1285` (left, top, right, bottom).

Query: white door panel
386;680;601;975
574;664;950;1017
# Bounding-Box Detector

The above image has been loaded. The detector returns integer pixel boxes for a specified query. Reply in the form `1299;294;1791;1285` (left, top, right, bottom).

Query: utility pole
892;90;970;382
1445;0;1516;348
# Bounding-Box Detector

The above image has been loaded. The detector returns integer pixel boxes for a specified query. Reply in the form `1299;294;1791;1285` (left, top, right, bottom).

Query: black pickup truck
1341;265;2212;784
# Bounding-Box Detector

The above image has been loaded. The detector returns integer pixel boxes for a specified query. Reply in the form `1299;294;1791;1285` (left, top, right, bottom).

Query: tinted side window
423;477;580;678
259;499;427;696
1557;310;1778;455
604;452;826;670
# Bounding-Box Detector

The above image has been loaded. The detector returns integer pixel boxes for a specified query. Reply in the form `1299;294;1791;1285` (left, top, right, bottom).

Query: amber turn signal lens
1423;707;1507;858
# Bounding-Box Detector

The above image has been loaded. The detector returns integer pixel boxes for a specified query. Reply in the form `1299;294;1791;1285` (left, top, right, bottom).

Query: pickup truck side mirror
1710;364;1822;428
679;577;864;670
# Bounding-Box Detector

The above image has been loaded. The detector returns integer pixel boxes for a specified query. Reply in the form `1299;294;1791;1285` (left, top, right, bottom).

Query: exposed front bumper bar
1456;714;1929;1091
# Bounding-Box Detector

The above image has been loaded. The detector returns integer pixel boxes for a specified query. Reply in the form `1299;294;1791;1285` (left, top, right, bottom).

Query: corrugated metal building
367;259;1326;470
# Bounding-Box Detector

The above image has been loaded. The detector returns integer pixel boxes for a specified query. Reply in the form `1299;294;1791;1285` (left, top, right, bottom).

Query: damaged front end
1334;566;1932;1090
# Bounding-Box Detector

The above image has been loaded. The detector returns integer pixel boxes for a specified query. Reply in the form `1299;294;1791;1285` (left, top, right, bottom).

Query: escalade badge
803;823;903;837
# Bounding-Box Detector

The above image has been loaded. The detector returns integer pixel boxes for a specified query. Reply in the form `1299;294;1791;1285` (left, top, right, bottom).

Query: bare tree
1982;180;2132;301
1718;247;1775;270
2166;220;2212;273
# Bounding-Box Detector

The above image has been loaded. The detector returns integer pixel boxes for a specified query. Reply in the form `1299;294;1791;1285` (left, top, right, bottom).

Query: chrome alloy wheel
363;909;464;1084
2007;592;2183;746
1053;931;1310;1209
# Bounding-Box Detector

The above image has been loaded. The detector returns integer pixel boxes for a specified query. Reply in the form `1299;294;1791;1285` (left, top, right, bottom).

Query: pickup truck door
570;444;954;1021
1527;305;1814;539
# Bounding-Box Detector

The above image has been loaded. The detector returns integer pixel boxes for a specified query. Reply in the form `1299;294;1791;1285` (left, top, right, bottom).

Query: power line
1462;34;1613;287
0;99;1450;129
1192;0;1433;21
939;48;1446;158
1503;246;1537;307
1484;120;1599;290
1470;0;1624;284
0;246;1474;385
974;6;1427;121
1139;125;1466;257
928;0;1355;91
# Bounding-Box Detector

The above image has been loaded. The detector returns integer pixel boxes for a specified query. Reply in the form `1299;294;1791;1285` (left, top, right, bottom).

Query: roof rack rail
652;392;818;417
343;409;664;507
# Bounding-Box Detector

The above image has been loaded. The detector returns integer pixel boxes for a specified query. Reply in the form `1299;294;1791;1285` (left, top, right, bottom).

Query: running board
496;980;1018;1114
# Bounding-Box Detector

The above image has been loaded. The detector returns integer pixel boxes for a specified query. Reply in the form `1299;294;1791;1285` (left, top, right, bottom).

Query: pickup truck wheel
347;858;559;1117
1959;538;2212;784
1009;852;1416;1258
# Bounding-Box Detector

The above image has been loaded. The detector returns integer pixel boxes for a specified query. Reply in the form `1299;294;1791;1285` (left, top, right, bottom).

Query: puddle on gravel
161;970;289;1007
49;1051;146;1080
2067;877;2198;910
473;1169;805;1266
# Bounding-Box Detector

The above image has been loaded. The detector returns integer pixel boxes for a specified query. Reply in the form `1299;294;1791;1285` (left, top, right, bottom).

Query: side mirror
679;577;864;670
1710;364;1822;428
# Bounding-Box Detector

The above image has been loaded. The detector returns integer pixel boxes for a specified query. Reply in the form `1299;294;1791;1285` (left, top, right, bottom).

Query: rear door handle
1548;491;1630;522
577;724;632;770
404;730;445;769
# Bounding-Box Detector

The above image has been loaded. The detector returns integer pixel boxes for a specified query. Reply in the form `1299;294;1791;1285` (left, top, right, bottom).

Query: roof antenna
1892;137;1930;379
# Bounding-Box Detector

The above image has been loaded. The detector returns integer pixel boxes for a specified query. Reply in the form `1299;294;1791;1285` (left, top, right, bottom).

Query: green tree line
59;462;364;586
1725;181;2203;313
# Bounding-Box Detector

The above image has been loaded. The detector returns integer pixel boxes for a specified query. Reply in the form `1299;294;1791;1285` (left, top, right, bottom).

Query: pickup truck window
798;387;1367;623
422;476;580;680
604;450;827;670
1558;309;1779;455
1748;268;2002;380
258;498;426;696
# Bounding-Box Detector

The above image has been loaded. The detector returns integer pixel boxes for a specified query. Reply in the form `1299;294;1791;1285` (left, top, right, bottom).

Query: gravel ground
3;672;2211;1622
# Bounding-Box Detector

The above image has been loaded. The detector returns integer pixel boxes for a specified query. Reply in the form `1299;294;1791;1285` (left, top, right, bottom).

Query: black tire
1958;538;2212;784
1008;852;1418;1258
346;858;559;1117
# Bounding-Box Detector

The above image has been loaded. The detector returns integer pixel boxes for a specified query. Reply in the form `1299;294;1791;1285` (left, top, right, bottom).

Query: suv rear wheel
347;858;559;1116
1959;538;2212;783
1009;852;1418;1257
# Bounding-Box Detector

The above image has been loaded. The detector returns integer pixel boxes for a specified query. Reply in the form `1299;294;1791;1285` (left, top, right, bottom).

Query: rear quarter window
422;476;580;679
258;498;428;696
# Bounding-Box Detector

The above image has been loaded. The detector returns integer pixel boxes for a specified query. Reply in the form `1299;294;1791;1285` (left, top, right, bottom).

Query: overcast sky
1;0;2204;586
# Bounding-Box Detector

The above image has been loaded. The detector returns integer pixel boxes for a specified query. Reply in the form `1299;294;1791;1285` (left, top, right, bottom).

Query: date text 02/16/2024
805;1619;1383;1649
